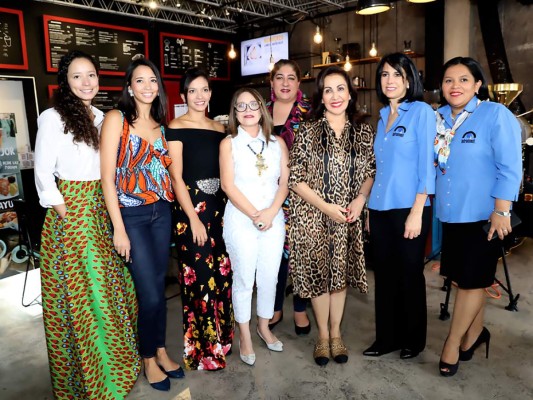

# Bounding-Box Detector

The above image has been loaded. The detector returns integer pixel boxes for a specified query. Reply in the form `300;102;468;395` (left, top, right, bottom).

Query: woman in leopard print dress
288;66;375;366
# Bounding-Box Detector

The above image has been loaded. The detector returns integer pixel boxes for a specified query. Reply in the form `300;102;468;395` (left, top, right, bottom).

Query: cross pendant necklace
247;141;268;176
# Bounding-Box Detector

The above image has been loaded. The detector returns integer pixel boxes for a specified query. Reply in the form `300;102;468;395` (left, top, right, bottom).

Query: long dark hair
439;56;489;104
228;88;273;143
180;67;211;104
54;50;100;150
375;52;424;105
308;66;361;124
269;59;302;82
118;57;168;126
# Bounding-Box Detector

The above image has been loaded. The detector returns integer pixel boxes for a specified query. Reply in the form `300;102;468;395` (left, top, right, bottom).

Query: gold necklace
247;141;268;176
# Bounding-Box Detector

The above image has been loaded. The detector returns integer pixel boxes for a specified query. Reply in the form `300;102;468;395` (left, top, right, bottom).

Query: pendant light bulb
343;55;352;72
369;42;378;57
313;25;323;44
228;43;237;59
268;54;275;71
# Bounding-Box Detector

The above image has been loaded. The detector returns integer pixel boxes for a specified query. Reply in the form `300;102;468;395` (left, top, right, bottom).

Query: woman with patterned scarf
266;59;312;336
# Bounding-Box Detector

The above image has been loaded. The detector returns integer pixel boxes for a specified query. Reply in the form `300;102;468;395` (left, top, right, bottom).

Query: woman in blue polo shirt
364;53;436;360
436;57;521;377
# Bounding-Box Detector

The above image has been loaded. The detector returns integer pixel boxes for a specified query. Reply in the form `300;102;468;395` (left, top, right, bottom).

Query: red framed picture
0;8;29;70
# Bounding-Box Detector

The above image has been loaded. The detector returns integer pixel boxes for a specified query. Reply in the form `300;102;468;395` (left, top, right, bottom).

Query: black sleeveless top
165;128;224;184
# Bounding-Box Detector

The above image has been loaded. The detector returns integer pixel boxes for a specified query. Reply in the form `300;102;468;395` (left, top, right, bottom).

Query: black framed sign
48;85;123;112
160;32;230;80
0;8;28;70
43;15;148;76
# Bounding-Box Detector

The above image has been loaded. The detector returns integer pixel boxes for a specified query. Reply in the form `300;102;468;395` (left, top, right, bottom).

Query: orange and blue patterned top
116;116;174;207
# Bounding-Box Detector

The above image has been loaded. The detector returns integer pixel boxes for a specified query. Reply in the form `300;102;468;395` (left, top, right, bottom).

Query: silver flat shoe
257;329;283;352
239;352;256;365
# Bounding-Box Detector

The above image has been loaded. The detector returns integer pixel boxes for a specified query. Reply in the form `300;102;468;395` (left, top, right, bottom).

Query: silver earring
128;88;133;96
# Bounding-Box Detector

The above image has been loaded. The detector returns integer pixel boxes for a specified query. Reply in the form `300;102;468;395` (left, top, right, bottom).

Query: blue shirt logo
461;131;476;144
392;126;406;137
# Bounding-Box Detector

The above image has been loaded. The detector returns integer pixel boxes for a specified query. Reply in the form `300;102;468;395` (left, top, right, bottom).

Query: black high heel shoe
439;359;459;377
268;311;283;330
459;327;491;361
439;338;459;377
295;322;311;336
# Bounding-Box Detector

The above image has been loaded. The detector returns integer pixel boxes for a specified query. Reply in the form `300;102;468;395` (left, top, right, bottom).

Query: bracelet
358;192;368;200
493;210;511;217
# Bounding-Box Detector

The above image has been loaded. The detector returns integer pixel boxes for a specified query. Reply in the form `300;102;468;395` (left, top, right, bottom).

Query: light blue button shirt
368;100;436;211
435;96;522;223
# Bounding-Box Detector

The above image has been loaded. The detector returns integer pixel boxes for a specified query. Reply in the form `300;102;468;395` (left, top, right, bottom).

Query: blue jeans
120;200;172;358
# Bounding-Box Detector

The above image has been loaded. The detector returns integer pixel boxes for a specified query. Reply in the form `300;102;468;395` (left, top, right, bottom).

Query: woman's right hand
113;229;131;262
322;203;348;223
191;217;208;247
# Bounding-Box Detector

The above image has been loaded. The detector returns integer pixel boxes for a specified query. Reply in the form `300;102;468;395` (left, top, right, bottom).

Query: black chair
13;199;41;307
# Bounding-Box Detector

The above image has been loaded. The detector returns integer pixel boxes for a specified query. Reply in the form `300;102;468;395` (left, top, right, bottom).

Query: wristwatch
493;210;511;217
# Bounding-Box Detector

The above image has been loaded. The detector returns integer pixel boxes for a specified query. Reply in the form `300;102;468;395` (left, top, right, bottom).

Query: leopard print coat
288;117;375;298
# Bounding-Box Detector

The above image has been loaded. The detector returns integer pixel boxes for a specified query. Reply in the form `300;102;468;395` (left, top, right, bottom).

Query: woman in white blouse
34;50;140;400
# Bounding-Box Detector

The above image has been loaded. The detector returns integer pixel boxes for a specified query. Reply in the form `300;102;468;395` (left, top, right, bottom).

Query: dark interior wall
0;0;237;246
0;0;238;118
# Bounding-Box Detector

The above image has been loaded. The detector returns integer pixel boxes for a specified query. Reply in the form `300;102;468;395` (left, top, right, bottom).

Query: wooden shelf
313;52;424;69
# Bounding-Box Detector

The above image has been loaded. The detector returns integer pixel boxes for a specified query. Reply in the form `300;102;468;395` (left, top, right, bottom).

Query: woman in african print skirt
34;50;140;399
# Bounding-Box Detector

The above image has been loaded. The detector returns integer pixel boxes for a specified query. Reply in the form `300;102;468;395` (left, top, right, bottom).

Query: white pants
223;204;285;323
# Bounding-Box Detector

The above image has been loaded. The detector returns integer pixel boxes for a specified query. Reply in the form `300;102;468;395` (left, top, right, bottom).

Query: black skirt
440;221;501;289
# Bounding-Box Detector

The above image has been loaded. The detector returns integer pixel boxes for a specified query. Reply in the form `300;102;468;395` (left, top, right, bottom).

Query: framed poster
0;75;38;232
0;7;28;70
160;32;230;80
0;75;38;170
43;15;148;76
48;85;123;112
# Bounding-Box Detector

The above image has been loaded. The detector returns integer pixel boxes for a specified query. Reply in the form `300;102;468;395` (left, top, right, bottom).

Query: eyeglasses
234;101;260;112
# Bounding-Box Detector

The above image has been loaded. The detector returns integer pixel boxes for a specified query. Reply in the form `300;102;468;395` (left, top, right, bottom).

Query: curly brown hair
54;50;100;150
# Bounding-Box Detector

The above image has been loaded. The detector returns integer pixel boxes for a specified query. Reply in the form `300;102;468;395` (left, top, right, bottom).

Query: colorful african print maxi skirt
40;180;140;399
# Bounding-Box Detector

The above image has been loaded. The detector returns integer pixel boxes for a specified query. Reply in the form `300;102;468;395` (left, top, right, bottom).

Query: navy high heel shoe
439;338;459;377
160;365;185;379
144;372;171;391
459;327;491;361
439;358;459;377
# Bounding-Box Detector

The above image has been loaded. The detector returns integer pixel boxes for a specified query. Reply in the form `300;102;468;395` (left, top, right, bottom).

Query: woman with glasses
166;67;234;371
220;88;289;366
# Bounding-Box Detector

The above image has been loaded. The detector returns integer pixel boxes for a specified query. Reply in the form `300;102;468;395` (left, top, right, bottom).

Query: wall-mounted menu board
0;8;28;70
43;15;148;76
160;33;229;80
48;85;123;112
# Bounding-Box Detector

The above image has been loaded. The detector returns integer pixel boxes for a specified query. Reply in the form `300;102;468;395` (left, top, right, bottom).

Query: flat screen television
240;32;289;77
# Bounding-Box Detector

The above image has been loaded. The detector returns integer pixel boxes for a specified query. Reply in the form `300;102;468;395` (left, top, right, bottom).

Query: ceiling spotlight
369;42;378;57
148;1;157;9
228;43;237;59
176;1;181;7
313;26;323;44
356;0;391;15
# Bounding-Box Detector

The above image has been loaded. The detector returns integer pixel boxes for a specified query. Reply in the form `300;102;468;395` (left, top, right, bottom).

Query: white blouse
34;107;104;208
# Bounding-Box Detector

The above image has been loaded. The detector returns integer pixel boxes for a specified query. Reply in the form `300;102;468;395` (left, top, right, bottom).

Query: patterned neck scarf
267;90;310;149
434;99;481;173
